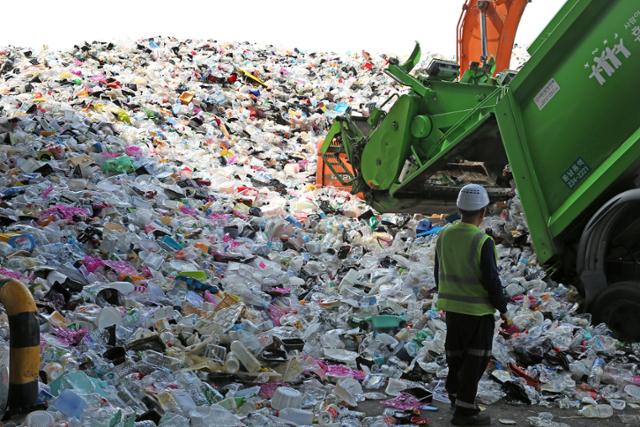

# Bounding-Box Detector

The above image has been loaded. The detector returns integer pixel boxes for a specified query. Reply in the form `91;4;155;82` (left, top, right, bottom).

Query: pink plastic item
125;146;143;157
42;184;54;198
326;365;366;381
103;260;137;276
259;382;285;399
383;393;423;410
0;267;31;281
40;204;89;221
179;206;199;217
268;304;288;326
53;327;89;346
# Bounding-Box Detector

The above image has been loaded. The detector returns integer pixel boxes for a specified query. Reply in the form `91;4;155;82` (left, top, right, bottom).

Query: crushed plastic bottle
588;357;606;387
578;404;614;419
526;412;570;427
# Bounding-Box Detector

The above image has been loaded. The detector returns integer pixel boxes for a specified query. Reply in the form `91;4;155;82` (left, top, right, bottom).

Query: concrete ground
358;399;640;426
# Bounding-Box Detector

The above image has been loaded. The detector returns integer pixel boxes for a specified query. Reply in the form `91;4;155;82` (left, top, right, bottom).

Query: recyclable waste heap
0;38;639;426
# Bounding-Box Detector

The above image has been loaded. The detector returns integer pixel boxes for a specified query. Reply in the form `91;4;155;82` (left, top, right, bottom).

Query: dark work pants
444;312;494;416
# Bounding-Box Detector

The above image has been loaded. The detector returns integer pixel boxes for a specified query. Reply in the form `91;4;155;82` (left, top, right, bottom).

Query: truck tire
590;281;640;341
576;190;640;341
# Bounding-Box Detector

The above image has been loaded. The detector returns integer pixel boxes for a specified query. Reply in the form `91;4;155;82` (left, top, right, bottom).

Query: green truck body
499;0;640;264
320;0;640;339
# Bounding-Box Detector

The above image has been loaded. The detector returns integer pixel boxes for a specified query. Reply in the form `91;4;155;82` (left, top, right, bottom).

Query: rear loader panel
496;0;640;264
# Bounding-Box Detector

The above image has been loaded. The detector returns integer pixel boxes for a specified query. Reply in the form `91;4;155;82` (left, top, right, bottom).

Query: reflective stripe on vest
436;222;496;316
437;292;491;305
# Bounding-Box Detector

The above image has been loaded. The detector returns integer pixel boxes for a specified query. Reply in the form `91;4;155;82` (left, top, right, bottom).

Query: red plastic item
508;362;540;388
410;416;431;425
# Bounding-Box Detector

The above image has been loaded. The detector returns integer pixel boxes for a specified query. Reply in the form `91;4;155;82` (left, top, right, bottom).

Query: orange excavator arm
457;0;529;76
316;0;529;194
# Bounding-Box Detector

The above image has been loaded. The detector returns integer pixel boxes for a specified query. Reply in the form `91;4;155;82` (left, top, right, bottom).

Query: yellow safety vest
435;222;496;316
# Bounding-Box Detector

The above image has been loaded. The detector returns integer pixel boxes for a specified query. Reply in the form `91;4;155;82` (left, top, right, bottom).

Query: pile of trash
0;38;639;426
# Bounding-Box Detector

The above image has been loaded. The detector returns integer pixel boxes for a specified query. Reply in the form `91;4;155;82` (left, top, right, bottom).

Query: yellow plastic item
238;68;268;88
179;91;195;104
213;293;241;312
0;233;21;242
117;110;132;124
194;242;209;253
75;88;90;98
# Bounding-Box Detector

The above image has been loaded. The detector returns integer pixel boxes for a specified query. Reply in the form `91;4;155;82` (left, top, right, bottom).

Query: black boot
451;413;491;425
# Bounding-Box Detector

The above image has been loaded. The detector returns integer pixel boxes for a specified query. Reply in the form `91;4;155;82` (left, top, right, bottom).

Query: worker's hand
500;312;513;328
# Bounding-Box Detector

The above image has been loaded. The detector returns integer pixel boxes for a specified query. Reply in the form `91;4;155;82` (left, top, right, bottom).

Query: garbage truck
317;0;640;340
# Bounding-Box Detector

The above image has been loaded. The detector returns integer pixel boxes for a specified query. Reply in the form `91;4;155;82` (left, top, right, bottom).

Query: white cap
456;184;490;211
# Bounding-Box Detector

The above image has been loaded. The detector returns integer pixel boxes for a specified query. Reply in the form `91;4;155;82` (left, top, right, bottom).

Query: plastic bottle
578;404;613;419
175;372;209;407
222;353;239;374
587;357;605;387
230;340;261;373
229;329;262;354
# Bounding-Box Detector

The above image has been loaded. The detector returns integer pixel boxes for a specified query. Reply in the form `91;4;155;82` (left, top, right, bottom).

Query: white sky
1;0;564;58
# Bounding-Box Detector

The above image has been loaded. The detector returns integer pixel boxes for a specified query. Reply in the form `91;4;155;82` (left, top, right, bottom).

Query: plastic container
385;378;411;396
205;344;227;363
271;386;303;410
24;410;55;427
97;306;123;329
52;389;87;419
624;384;640;399
334;377;364;407
608;399;626;411
279;408;314;425
230;340;261;373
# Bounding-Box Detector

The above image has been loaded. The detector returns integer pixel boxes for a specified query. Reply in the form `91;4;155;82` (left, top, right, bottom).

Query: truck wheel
591;281;640;341
577;189;640;341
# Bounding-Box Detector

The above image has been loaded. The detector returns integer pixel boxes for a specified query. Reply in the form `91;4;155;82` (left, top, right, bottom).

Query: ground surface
358;399;640;426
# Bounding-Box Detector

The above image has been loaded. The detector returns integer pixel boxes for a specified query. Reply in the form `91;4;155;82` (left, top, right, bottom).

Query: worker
433;183;511;426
